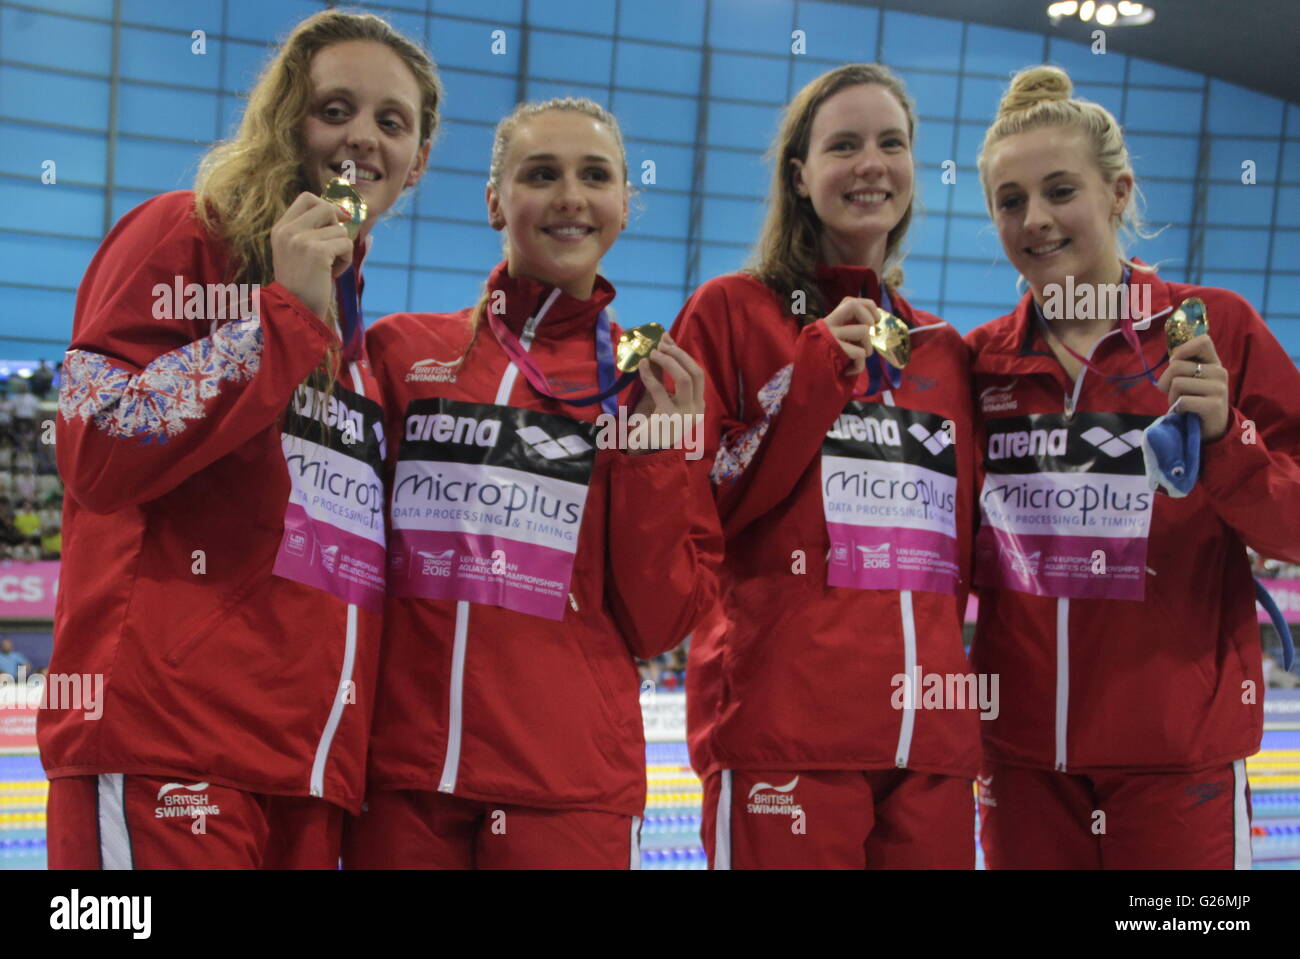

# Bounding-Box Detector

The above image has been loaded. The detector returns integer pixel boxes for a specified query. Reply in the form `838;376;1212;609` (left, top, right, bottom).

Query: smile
1027;239;1070;256
845;189;890;205
331;163;380;182
543;225;596;238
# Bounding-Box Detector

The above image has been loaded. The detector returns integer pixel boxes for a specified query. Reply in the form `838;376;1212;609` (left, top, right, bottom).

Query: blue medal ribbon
336;266;364;362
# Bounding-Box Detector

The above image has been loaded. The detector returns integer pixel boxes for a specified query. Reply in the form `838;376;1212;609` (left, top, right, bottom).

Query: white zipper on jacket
438;288;562;794
1054;597;1070;771
309;361;366;799
1047;302;1171;772
880;389;918;768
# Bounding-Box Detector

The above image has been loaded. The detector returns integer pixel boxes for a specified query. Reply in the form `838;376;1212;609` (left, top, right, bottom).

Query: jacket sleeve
56;194;338;514
670;280;858;540
1200;296;1300;563
604;449;724;660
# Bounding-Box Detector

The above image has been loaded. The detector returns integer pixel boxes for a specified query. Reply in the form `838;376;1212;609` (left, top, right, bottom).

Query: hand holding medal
1156;297;1230;442
270;188;360;321
628;329;707;454
823;297;882;375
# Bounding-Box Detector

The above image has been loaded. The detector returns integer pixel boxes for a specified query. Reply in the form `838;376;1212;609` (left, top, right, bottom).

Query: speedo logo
406;412;502;446
1080;426;1144;458
987;427;1068;461
826;413;901;445
746;776;801;815
405;357;461;383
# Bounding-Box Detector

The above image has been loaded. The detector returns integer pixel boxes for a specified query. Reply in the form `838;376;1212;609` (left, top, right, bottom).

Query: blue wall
1;0;1297;361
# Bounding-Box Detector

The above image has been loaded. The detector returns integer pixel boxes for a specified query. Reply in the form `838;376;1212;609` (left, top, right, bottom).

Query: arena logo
406;412;501;447
826;412;901;445
1040;275;1151;322
151;276;259;321
746;776;801;815
890;669;1000;720
987;427;1068;461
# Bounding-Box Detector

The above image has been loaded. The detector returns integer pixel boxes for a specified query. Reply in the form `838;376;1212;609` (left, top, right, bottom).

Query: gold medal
322;176;368;240
1165;297;1209;351
868;309;911;369
616;322;665;373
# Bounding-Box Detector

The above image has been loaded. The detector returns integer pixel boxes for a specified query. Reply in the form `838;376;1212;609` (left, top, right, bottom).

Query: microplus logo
50;889;151;940
1080;426;1145;458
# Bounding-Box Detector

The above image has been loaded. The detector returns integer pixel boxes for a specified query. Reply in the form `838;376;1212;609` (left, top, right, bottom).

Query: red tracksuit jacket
41;190;384;813
965;265;1300;773
673;265;981;782
363;262;722;817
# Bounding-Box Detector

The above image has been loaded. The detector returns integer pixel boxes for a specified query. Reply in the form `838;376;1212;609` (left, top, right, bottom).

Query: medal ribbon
336;266;364;363
856;286;904;398
486;301;634;417
1032;269;1166;385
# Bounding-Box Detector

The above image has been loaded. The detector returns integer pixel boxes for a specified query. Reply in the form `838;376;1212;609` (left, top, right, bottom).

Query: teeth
356;169;379;181
547;226;589;236
1030;240;1068;255
847;191;888;203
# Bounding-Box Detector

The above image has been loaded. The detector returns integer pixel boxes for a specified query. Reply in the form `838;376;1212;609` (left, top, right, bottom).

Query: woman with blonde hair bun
43;9;441;868
967;64;1300;869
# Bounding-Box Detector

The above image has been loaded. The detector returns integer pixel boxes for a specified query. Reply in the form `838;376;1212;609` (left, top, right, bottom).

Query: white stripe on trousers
1233;759;1252;870
630;815;642;870
97;773;132;870
713;770;733;870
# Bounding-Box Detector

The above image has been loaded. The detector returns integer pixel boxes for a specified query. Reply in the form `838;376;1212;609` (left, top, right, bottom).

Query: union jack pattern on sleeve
59;319;264;443
709;362;793;485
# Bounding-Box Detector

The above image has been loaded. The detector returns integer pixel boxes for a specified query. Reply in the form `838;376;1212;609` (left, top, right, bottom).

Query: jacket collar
814;263;918;328
486;260;617;337
974;259;1176;376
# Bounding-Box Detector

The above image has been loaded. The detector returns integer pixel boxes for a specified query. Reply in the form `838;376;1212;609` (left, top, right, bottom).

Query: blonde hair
978;64;1158;274
193;10;443;395
747;64;918;323
461;98;629;358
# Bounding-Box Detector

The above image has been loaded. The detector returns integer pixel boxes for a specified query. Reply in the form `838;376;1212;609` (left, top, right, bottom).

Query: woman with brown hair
672;64;981;869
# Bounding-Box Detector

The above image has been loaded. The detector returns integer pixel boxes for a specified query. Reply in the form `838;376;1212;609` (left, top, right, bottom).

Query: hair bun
998;65;1073;118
